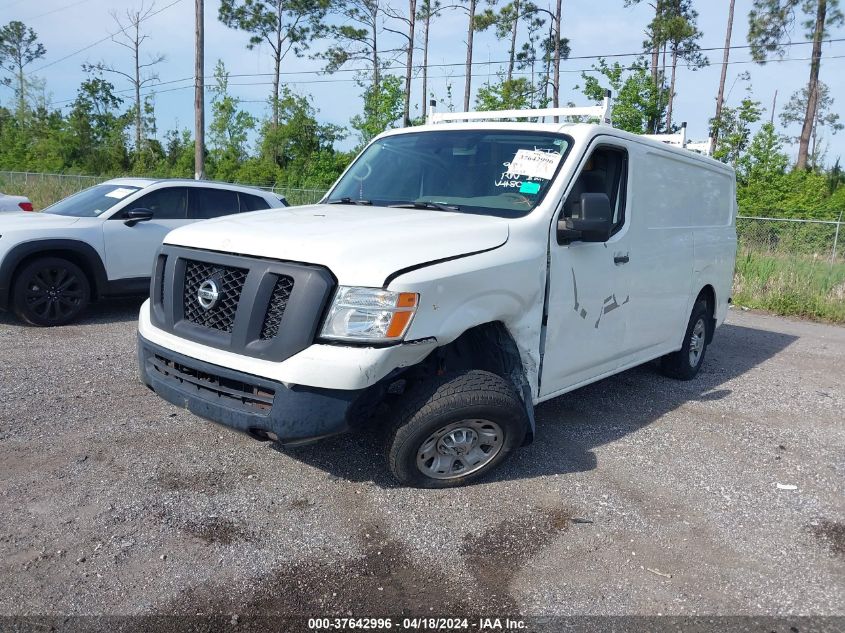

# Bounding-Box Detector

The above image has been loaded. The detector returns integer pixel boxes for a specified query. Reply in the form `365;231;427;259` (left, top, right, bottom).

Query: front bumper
138;299;438;391
138;335;363;445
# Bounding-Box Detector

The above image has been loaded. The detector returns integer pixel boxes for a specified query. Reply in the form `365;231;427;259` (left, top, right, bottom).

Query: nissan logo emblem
197;279;220;310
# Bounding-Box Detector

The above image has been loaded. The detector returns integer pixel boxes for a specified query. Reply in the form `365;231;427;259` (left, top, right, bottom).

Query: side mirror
557;193;613;244
123;208;153;227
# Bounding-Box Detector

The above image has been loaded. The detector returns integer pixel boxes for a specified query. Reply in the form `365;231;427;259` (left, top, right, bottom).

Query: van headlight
320;287;418;343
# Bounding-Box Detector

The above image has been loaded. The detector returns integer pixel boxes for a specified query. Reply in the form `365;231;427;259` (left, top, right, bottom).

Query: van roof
378;121;733;173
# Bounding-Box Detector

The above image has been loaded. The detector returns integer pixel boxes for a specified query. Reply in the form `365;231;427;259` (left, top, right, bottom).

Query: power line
44;52;845;108
21;0;92;22
38;32;845;107
53;34;845;103
175;35;845;81
103;52;845;104
30;0;184;73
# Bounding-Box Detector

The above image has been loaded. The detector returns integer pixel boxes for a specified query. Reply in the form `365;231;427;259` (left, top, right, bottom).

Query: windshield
327;130;572;218
43;184;142;217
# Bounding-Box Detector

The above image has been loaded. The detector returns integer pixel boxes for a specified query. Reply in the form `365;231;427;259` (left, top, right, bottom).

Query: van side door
540;142;633;398
623;147;695;357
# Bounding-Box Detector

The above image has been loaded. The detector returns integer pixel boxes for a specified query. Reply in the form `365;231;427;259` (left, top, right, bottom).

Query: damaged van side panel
387;237;548;401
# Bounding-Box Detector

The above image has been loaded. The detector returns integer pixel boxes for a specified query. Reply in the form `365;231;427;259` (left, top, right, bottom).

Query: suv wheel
660;298;710;380
13;257;91;326
385;370;528;488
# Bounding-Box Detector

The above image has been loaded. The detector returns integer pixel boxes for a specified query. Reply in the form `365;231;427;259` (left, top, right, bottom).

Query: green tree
318;0;386;99
779;81;843;169
209;60;257;181
250;85;347;188
748;0;844;169
0;21;46;118
350;74;404;145
64;73;131;174
475;76;533;111
711;90;763;168
580;58;666;133
738;122;790;184
661;0;707;130
625;0;667;133
161;128;196;177
219;0;330;128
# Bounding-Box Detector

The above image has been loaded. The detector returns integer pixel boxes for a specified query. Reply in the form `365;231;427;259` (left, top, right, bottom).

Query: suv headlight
320;287;418;343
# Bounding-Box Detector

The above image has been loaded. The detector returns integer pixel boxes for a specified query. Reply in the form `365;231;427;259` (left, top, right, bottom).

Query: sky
2;0;844;161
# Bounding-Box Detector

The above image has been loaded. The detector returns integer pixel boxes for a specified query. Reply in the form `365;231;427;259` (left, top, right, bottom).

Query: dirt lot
0;301;843;619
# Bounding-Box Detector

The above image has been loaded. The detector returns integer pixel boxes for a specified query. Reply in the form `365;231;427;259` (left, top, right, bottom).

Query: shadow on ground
0;296;145;327
279;322;798;486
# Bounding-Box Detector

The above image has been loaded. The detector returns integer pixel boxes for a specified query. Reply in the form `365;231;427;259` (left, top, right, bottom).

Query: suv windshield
43;184;142;218
326;130;572;218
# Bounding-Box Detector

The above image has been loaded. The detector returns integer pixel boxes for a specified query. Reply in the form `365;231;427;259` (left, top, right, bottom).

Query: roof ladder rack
427;90;613;126
643;122;713;156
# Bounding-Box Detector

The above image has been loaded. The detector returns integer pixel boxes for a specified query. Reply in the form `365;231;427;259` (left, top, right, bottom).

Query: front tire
660;298;710;380
13;257;91;326
386;370;528;488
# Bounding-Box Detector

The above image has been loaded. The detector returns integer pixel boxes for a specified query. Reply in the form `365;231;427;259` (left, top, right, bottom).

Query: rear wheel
13;257;91;326
660;298;710;380
385;370;528;488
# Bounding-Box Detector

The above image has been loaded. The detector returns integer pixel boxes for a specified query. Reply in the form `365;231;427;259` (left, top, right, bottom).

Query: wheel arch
695;284;717;343
413;321;536;445
0;240;108;309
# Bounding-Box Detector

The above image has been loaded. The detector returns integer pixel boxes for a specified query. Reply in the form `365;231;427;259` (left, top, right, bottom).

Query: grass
3;174;844;323
733;248;845;323
0;174;103;210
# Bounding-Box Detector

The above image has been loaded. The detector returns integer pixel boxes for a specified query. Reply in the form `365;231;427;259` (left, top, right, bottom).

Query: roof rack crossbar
427;91;612;126
424;94;714;157
641;122;713;156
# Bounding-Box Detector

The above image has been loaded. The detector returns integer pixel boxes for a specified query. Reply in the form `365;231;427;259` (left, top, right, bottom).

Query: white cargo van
137;98;737;487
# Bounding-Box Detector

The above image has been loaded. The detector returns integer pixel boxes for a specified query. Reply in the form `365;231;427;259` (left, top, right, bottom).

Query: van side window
563;145;628;235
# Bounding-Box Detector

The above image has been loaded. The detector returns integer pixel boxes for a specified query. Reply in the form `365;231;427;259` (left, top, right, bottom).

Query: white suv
138;102;736;487
0;178;287;326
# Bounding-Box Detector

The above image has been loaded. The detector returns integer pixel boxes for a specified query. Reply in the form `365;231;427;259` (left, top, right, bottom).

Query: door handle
614;254;630;265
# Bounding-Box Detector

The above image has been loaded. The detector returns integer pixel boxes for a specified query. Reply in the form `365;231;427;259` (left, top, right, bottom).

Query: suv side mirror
557;193;613;244
123;208;153;227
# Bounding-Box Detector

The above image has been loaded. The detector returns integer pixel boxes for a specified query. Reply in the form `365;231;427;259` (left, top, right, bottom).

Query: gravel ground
0;301;843;618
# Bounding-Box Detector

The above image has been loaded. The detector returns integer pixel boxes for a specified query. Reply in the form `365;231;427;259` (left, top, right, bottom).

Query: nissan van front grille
151;245;334;363
260;275;295;340
182;260;249;333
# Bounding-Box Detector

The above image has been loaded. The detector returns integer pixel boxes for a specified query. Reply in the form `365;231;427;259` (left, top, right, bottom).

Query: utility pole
711;0;735;155
552;0;562;112
194;0;205;180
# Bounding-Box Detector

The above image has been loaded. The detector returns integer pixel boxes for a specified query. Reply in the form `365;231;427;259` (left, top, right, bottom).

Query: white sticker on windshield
105;187;135;199
507;149;562;180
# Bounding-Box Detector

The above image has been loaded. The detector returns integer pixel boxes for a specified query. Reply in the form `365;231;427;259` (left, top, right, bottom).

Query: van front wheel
386;370;528;488
661;299;710;381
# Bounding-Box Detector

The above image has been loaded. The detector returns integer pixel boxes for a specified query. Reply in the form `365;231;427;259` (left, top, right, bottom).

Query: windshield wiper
388;201;460;212
326;197;372;205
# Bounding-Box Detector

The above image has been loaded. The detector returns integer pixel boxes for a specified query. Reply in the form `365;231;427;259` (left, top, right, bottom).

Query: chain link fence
737;216;843;263
2;169;844;261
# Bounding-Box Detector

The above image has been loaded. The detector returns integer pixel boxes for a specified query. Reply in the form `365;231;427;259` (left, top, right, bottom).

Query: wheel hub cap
416;419;504;480
436;428;478;456
689;318;706;366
